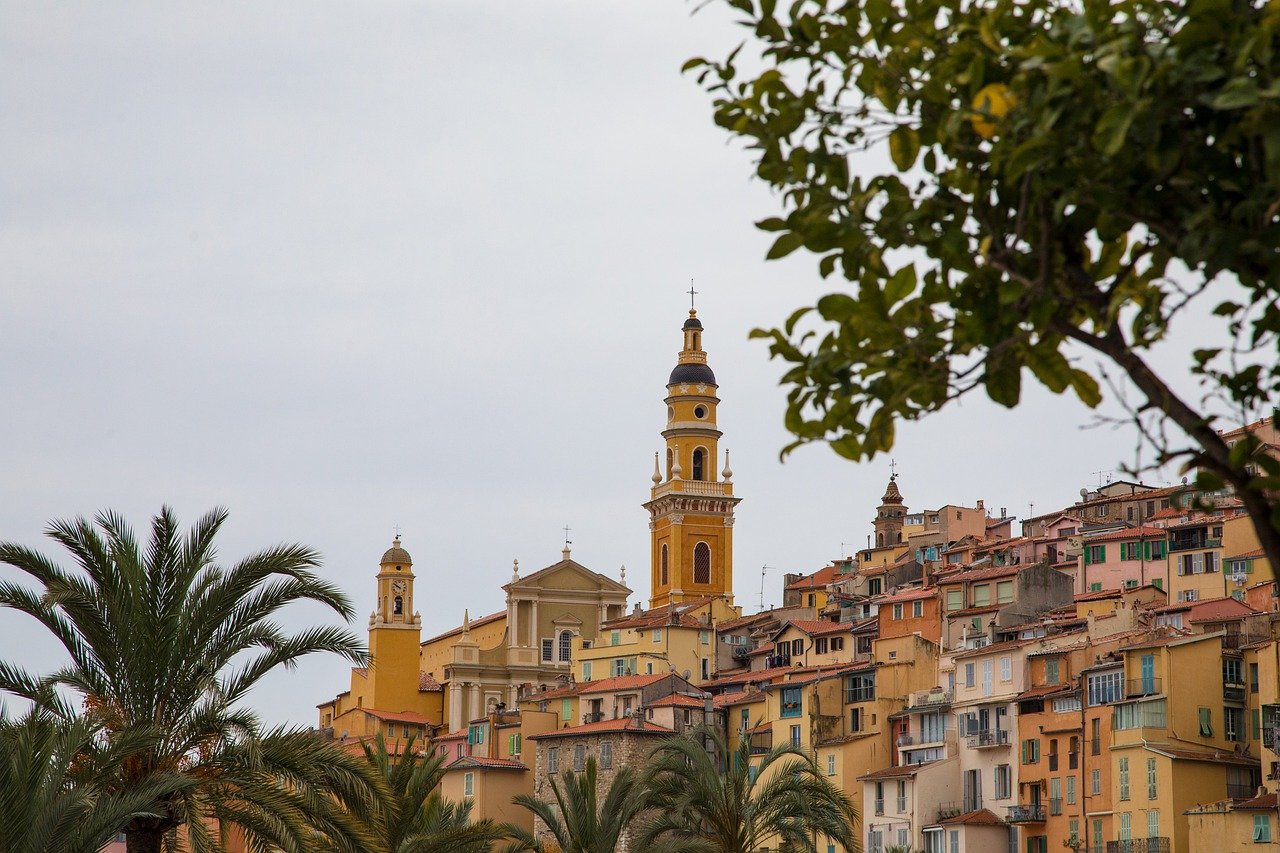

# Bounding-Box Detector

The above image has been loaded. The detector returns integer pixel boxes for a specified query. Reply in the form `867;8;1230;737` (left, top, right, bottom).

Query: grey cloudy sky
0;2;1215;728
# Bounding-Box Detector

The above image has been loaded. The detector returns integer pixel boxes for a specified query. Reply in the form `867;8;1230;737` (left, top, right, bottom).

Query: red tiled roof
937;564;1021;584
1074;589;1122;602
647;693;706;708
445;756;528;771
1228;548;1266;561
525;684;579;701
715;690;766;707
747;642;776;657
950;638;1028;660
701;665;795;689
1234;792;1278;809
940;808;1006;827
419;672;443;692
527;718;674;740
604;597;719;630
1083;526;1167;543
576;673;671;695
876;586;938;603
1016;683;1073;701
362;708;434;725
857;762;929;780
1153;596;1257;622
787;565;841;591
776;619;849;638
1145;745;1261;767
950;605;1002;618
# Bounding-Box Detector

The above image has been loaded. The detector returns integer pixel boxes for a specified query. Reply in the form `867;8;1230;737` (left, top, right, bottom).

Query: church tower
874;475;906;547
366;537;423;712
645;308;741;609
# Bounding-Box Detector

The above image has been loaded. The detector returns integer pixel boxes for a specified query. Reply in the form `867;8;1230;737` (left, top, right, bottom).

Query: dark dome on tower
381;537;412;565
669;362;717;386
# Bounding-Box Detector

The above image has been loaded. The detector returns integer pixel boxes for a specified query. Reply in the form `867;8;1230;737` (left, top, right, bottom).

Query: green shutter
1199;707;1213;736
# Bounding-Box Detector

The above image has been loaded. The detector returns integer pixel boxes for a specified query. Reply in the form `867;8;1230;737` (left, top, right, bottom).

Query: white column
449;682;462;731
468;683;481;724
530;599;539;647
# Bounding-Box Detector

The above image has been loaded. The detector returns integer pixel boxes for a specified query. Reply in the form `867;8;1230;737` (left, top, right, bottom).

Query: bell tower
366;537;423;712
874;475;906;548
645;307;741;609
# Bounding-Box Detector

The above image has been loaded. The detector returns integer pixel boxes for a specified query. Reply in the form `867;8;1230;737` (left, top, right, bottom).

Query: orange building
877;586;942;644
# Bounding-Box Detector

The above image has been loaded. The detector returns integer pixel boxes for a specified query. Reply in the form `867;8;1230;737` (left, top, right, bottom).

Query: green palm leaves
506;757;647;853
0;506;373;853
636;728;859;853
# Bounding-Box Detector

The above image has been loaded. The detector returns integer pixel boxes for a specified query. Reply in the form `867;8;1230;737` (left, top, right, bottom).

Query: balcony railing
1228;781;1257;799
966;728;1010;748
873;797;884;815
1224;684;1246;703
1006;804;1046;823
1106;839;1170;853
897;734;915;746
582;712;604;724
1125;678;1162;698
936;802;964;822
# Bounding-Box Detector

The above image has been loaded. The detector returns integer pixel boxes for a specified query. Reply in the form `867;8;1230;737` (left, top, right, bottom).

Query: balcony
1006;804;1046;823
897;734;915;746
936;802;964;822
874;797;884;815
1228;781;1257;799
1106;839;1170;853
582;712;604;724
906;689;954;711
1224;683;1246;703
966;728;1010;749
1125;678;1162;698
749;732;773;755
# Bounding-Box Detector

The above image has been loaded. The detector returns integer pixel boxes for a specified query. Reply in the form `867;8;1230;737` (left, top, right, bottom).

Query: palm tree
0;708;184;853
506;756;647;853
0;506;375;853
316;732;514;853
634;727;860;853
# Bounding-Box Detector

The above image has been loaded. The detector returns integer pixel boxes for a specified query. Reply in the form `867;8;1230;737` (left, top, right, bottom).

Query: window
456;743;464;759
582;661;592;680
1052;695;1083;713
869;578;883;595
997;580;1013;604
982;659;993;696
1092;820;1104;853
541;638;554;662
831;636;845;652
995;763;1012;798
1255;815;1272;843
850;706;863;732
914;600;924;617
1091;717;1102;754
947;590;963;610
964;663;975;688
1085;671;1126;701
692;447;705;481
1001;656;1012;682
701;629;711;645
1146;757;1157;799
509;733;522;756
1085;544;1106;564
463;771;474;796
1147;810;1159;839
693;542;711;584
1067;775;1076;805
1022;738;1040;764
468;724;485;745
611;630;620;646
573;743;586;771
660;544;669;585
1224;658;1244;685
701;657;710;681
921;711;946;742
558;630;573;663
827;753;836;776
1091;768;1101;795
1226;706;1244;742
1199;707;1213;737
781;687;802;718
599;741;613;769
1045;658;1060;685
1119;757;1130;800
792;639;804;656
1051;778;1062;814
897;780;908;812
561;699;572;722
547;747;558;773
790;724;802;746
893;603;903;620
652;628;662;642
613;658;626;677
974;584;991;606
1114;699;1166;730
845;672;876;702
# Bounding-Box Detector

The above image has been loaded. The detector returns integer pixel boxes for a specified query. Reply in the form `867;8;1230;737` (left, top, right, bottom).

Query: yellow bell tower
645;307;741;609
366;537;423;712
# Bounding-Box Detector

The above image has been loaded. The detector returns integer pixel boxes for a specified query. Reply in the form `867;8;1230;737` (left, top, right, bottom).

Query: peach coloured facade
877;586;942;645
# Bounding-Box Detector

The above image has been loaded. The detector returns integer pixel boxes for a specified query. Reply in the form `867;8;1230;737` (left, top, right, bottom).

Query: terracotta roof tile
647;693;707;709
937;564;1021;584
1083;526;1167;543
576;673;670;695
776;619;850;637
527;718;674;739
419;672;443;692
362;708;434;725
786;565;842;591
445;756;528;771
940;808;1006;827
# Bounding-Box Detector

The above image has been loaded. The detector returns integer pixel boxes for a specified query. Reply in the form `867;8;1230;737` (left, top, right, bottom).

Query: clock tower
366;537;424;712
645;308;741;609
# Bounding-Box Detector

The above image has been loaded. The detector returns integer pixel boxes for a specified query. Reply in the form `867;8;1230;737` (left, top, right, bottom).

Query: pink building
1077;526;1168;594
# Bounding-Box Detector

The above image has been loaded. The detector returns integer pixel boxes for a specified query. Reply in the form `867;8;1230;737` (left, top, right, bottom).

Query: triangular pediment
504;558;631;595
551;611;585;626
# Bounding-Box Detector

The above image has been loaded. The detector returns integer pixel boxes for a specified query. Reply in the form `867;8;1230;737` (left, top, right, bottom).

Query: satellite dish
683;669;691;680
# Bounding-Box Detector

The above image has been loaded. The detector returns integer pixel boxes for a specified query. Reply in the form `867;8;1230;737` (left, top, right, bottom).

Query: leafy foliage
0;506;374;853
634;727;858;853
687;0;1280;565
506;756;647;853
316;732;515;853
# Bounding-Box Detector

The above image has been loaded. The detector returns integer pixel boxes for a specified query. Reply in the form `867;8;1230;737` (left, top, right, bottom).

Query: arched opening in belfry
661;544;669;586
692;447;706;481
393;595;403;615
693;542;711;584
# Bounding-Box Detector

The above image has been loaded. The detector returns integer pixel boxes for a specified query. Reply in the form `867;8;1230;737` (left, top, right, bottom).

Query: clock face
392;580;406;594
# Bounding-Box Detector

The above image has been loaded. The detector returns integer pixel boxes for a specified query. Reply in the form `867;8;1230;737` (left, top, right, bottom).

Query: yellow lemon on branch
970;83;1016;139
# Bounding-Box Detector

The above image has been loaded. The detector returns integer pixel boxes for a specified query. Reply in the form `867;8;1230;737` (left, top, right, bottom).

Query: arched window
393;596;403;615
693;542;711;585
558;630;573;662
877;532;885;547
661;544;669;586
692;448;706;481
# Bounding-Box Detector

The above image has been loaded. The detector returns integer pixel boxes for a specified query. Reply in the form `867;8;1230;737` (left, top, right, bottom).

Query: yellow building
1166;512;1261;604
573;597;724;685
316;539;445;742
1110;631;1261;853
645;308;741;609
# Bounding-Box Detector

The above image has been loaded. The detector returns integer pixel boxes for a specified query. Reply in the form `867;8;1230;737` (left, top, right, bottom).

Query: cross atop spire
688;280;698;310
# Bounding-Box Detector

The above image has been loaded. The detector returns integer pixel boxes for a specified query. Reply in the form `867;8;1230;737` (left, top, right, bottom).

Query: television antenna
760;565;773;611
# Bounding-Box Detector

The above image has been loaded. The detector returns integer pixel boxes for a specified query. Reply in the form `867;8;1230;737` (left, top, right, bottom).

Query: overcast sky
0;2;1221;728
